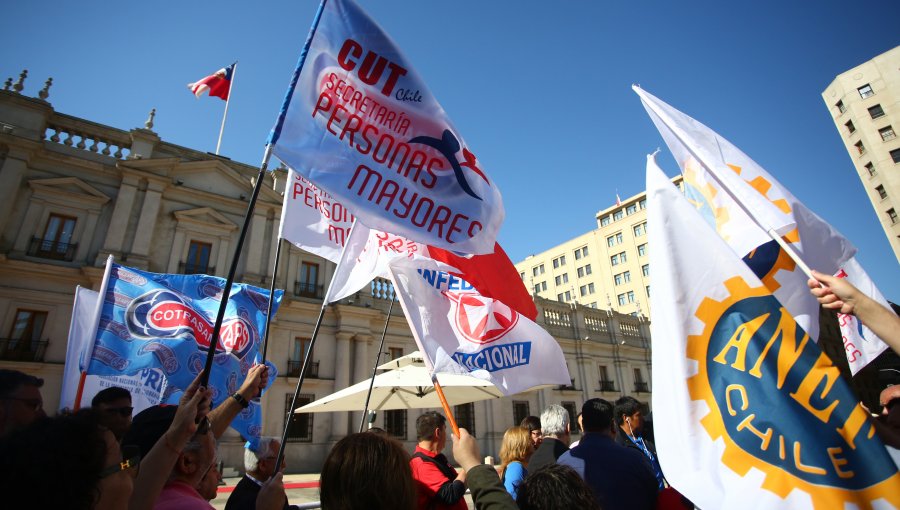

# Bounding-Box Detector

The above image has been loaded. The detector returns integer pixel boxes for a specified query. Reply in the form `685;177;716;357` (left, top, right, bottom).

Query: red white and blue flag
268;0;503;255
188;64;234;100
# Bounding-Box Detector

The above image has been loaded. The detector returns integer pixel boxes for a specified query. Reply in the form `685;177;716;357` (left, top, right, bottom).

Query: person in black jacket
225;437;298;510
527;404;570;473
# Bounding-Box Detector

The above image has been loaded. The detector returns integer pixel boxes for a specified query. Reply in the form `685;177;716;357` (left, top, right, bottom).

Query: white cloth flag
636;87;888;373
278;168;355;263
59;287;167;412
387;256;569;396
646;154;899;510
269;0;503;255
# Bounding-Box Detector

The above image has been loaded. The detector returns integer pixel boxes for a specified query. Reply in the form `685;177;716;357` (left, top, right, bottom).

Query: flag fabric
60;287;168;412
325;221;537;321
387;256;567;395
188;64;234;100
85;263;281;441
646;153;899;510
616;193;622;207
635;87;888;374
268;0;503;255
279;168;356;262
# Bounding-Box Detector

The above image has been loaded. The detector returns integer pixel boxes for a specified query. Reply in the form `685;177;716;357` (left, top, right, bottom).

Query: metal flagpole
358;296;396;433
261;237;285;361
215;62;237;155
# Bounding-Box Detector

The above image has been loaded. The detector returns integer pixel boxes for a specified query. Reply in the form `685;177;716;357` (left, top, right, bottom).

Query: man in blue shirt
558;399;657;510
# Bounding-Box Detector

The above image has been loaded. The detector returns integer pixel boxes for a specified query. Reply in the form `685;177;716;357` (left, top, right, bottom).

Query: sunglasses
103;406;134;417
101;444;141;479
1;397;43;412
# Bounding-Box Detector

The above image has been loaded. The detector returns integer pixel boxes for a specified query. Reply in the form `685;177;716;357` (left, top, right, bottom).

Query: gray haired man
528;404;571;473
226;437;297;510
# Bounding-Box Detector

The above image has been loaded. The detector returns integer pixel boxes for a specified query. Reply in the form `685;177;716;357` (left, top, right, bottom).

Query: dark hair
519;415;541;432
581;398;614;433
320;432;415;510
517;464;601;510
0;409;108;509
614;396;644;426
415;411;446;441
0;369;43;398
91;386;132;407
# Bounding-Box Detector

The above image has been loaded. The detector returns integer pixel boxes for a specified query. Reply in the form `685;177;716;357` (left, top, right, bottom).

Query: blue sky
3;0;899;299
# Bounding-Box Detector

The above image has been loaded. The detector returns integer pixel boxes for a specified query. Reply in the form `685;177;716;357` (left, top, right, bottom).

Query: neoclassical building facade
0;79;654;472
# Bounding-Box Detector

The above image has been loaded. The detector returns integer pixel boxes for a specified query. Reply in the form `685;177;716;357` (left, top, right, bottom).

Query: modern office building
822;45;900;264
0;74;654;473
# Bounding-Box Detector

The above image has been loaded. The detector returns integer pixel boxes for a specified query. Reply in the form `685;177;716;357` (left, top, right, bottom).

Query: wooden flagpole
432;374;460;437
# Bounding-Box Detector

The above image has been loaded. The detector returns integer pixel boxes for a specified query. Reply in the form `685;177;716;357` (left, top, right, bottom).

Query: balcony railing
179;262;213;275
287;360;319;378
557;378;577;391
634;382;649;393
0;338;49;362
294;282;324;299
27;237;77;262
599;380;616;392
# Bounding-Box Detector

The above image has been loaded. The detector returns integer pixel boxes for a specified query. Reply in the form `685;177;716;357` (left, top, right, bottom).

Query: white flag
278;168;355;263
646;154;899;509
388;256;568;396
636;87;888;373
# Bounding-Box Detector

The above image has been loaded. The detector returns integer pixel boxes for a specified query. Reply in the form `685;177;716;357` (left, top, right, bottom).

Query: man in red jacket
410;412;467;510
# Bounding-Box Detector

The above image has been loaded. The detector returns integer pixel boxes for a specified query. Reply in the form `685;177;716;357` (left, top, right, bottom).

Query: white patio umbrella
296;351;516;413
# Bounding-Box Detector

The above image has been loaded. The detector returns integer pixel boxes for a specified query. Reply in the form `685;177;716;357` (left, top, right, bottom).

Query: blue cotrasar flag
87;263;282;441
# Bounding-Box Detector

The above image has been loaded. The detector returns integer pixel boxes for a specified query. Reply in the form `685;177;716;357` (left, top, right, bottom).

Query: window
626;204;637;215
564;291;572;301
455;403;476;437
869;104;885;119
614;273;623;285
534;284;541;294
557;293;565;302
646;285;651;298
561;402;578;434
613;210;623;221
642;264;649;277
879;126;896;141
858;84;874;99
589;302;597;309
553;257;560;268
184;240;211;274
889;208;898;224
836;100;846;114
541;281;547;291
285;394;314;442
580;284;594;297
539;264;545;274
845;120;856;134
622;271;631;283
585;264;592;275
865;162;876;176
532;267;539;277
620;252;627;263
633;223;646;237
384;410;407;439
617;294;627;306
627;291;635;303
552;255;566;268
389;347;404;361
580;285;587;296
892;149;900;164
578;265;592;277
555;275;562;285
519;272;525;280
575;246;588;260
638;244;647;257
607;235;616;248
611;254;620;266
854;141;866;156
588;282;595;294
634;368;648;392
292;337;312;363
35;213;77;261
4;310;48;361
639;199;646;210
876;185;887;199
513;401;530;425
600;216;611;227
296;261;320;297
562;274;569;284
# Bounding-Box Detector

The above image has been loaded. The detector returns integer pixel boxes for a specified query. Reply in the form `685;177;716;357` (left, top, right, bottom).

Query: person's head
614;396;645;436
320;432;415;510
0;409;137;510
540;404;570;440
880;385;900;416
416;411;448;452
0;369;45;436
499;426;534;470
516;463;601;510
123;404;216;487
582;398;615;436
91;386;133;441
196;452;222;501
244;436;284;479
520;415;543;448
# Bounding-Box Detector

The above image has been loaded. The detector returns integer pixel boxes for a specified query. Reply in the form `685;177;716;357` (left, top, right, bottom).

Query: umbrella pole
359;296;396;433
431;374;460;437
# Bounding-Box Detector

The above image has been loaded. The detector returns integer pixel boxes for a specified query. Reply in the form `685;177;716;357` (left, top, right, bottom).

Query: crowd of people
0;274;898;509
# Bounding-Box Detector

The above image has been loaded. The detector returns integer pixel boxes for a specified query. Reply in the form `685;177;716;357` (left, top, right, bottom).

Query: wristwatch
232;393;250;409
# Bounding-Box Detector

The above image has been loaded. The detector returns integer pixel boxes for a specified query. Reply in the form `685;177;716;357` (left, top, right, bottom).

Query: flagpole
215;62;237;156
74;255;114;410
261;237;285;361
358;297;396;433
431;374;460;437
200;146;273;388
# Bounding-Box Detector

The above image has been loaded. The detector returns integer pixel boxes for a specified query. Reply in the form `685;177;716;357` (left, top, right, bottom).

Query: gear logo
444;291;518;345
687;277;899;508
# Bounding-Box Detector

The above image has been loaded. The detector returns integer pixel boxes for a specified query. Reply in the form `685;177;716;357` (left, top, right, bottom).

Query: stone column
244;211;267;279
129;180;165;260
351;333;373;431
96;176;138;264
0;150;30;243
331;332;353;439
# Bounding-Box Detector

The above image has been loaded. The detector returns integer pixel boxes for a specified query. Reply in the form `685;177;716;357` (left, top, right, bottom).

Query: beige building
822;45;900;264
0;74;653;473
515;179;681;318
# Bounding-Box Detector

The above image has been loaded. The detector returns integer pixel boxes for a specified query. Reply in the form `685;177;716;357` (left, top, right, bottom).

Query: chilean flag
188;64;234;100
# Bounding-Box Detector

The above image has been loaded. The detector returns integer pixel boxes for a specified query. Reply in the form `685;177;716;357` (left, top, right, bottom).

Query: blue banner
87;263;283;441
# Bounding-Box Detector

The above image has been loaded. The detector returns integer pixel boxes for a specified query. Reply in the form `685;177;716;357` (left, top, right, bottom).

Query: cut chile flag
188;64;234;100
